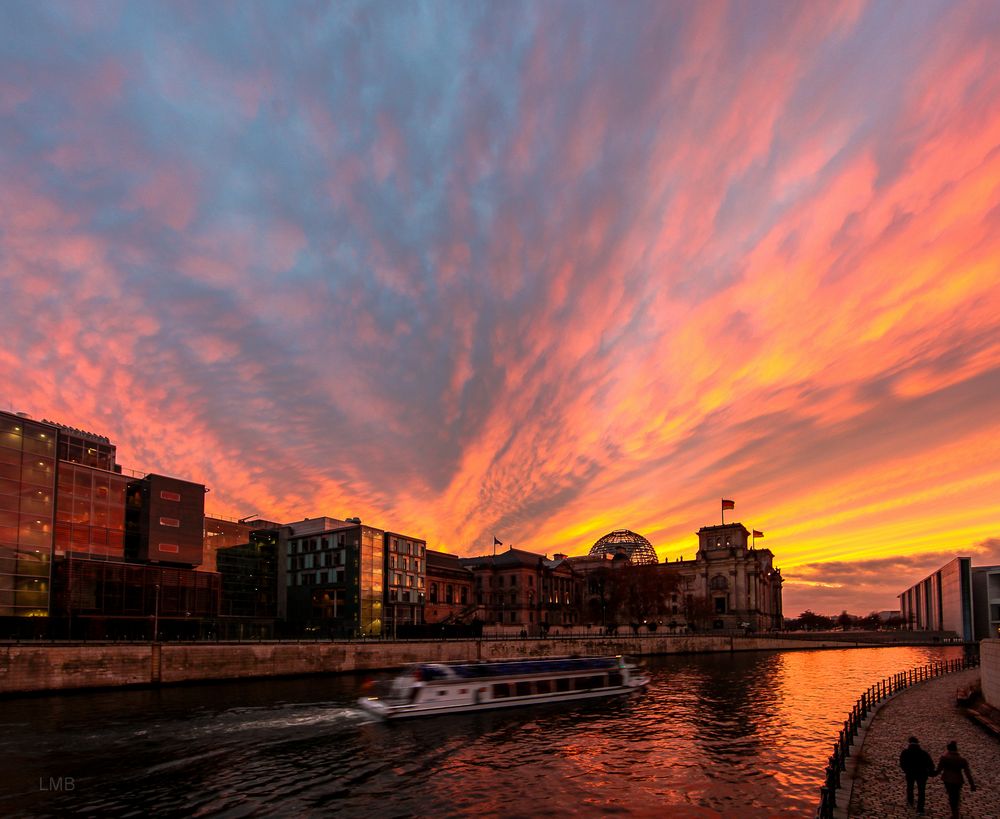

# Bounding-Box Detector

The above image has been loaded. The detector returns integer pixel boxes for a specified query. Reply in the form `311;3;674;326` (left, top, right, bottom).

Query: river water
0;645;968;817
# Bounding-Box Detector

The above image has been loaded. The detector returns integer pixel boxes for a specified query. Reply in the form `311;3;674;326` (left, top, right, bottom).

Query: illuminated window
159;517;180;527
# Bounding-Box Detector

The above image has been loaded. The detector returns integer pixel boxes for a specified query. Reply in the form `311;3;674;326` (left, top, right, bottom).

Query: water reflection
0;645;966;817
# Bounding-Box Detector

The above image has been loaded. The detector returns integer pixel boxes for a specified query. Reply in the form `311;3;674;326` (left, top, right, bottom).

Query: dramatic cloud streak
3;1;999;614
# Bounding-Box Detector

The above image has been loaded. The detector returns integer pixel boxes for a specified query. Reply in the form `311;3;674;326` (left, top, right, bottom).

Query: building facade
0;409;222;638
673;523;784;631
972;566;1000;640
384;530;426;635
899;557;1000;641
281;517;385;637
0;413;57;621
216;528;279;638
460;547;579;628
424;549;475;624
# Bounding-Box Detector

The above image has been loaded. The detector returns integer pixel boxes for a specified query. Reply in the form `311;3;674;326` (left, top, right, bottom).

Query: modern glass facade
217;530;278;618
55;462;128;560
284;521;385;637
0;415;57;617
358;526;384;636
52;557;221;638
54;428;116;471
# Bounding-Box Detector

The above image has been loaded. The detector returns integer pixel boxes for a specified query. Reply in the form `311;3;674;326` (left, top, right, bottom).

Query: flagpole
721;499;725;526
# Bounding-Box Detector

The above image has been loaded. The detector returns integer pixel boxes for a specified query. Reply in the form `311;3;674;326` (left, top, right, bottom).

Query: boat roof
412;656;622;681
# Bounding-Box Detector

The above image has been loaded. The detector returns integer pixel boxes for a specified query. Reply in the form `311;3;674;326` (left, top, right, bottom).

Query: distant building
460;547;578;628
202;515;281;573
568;523;783;631
216;528;280;638
384;530;427;635
281;517;385;637
673;523;784;631
424;549;475;624
899;557;1000;641
899;558;973;639
588;530;658;565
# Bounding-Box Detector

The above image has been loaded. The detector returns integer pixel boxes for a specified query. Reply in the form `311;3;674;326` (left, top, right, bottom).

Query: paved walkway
848;669;1000;818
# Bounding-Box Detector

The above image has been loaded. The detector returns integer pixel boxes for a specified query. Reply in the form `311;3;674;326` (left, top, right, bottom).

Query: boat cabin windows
493;683;511;698
515;681;531;697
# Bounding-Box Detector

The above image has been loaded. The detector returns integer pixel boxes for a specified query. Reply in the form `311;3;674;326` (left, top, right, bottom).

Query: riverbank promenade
846;669;1000;817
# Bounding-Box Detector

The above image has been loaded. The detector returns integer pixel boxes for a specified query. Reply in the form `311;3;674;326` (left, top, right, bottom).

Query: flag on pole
721;499;735;510
753;530;764;538
494;536;503;546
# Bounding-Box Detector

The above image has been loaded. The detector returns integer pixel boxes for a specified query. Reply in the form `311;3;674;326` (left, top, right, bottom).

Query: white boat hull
358;657;649;720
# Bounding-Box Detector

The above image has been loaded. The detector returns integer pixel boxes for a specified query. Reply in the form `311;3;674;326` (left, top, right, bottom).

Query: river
0;644;968;817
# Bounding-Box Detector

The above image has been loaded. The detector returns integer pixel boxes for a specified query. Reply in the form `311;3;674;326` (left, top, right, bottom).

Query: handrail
815;653;980;818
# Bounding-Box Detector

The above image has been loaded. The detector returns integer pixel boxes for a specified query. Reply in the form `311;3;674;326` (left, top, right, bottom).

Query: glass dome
588;529;658;565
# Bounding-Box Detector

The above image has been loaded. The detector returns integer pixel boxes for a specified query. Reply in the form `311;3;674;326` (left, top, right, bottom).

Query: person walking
936;740;976;819
899;736;936;814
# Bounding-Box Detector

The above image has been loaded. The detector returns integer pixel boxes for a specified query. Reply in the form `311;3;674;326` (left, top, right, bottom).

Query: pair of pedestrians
900;736;976;817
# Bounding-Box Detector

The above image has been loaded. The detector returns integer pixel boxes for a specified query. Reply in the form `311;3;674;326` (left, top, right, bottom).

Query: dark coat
900;744;935;779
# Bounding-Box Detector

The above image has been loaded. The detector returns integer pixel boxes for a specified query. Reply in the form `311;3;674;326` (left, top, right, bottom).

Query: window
493;683;511;698
446;584;454;604
159;517;180;527
159;490;181;502
460;587;468;605
430;583;438;603
515;681;531;697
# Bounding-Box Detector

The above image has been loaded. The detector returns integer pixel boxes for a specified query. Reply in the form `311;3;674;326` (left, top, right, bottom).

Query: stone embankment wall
982;639;1000;707
0;634;908;695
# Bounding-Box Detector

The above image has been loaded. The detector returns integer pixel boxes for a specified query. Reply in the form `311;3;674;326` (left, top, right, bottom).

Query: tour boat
358;655;649;719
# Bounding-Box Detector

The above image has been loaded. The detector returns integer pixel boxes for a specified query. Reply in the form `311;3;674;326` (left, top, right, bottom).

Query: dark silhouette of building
216;528;279;638
425;549;474;624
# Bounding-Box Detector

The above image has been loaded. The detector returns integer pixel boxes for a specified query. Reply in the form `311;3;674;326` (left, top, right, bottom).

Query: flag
721;499;735;510
493;536;503;546
753;530;764;538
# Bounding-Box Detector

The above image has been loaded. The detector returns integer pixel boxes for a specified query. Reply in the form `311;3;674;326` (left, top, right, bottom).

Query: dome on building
589;529;658;565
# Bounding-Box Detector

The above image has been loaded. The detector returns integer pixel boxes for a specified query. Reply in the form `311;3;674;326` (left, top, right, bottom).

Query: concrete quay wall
982;638;1000;708
0;634;901;695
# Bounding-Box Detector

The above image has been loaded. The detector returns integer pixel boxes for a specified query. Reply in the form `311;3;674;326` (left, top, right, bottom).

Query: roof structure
588;530;658;565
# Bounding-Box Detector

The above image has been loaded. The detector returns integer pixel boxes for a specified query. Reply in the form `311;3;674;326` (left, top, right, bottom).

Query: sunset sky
2;1;999;615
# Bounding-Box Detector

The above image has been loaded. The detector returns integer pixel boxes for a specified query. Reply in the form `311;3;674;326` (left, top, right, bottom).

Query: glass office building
284;519;384;637
0;414;57;618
